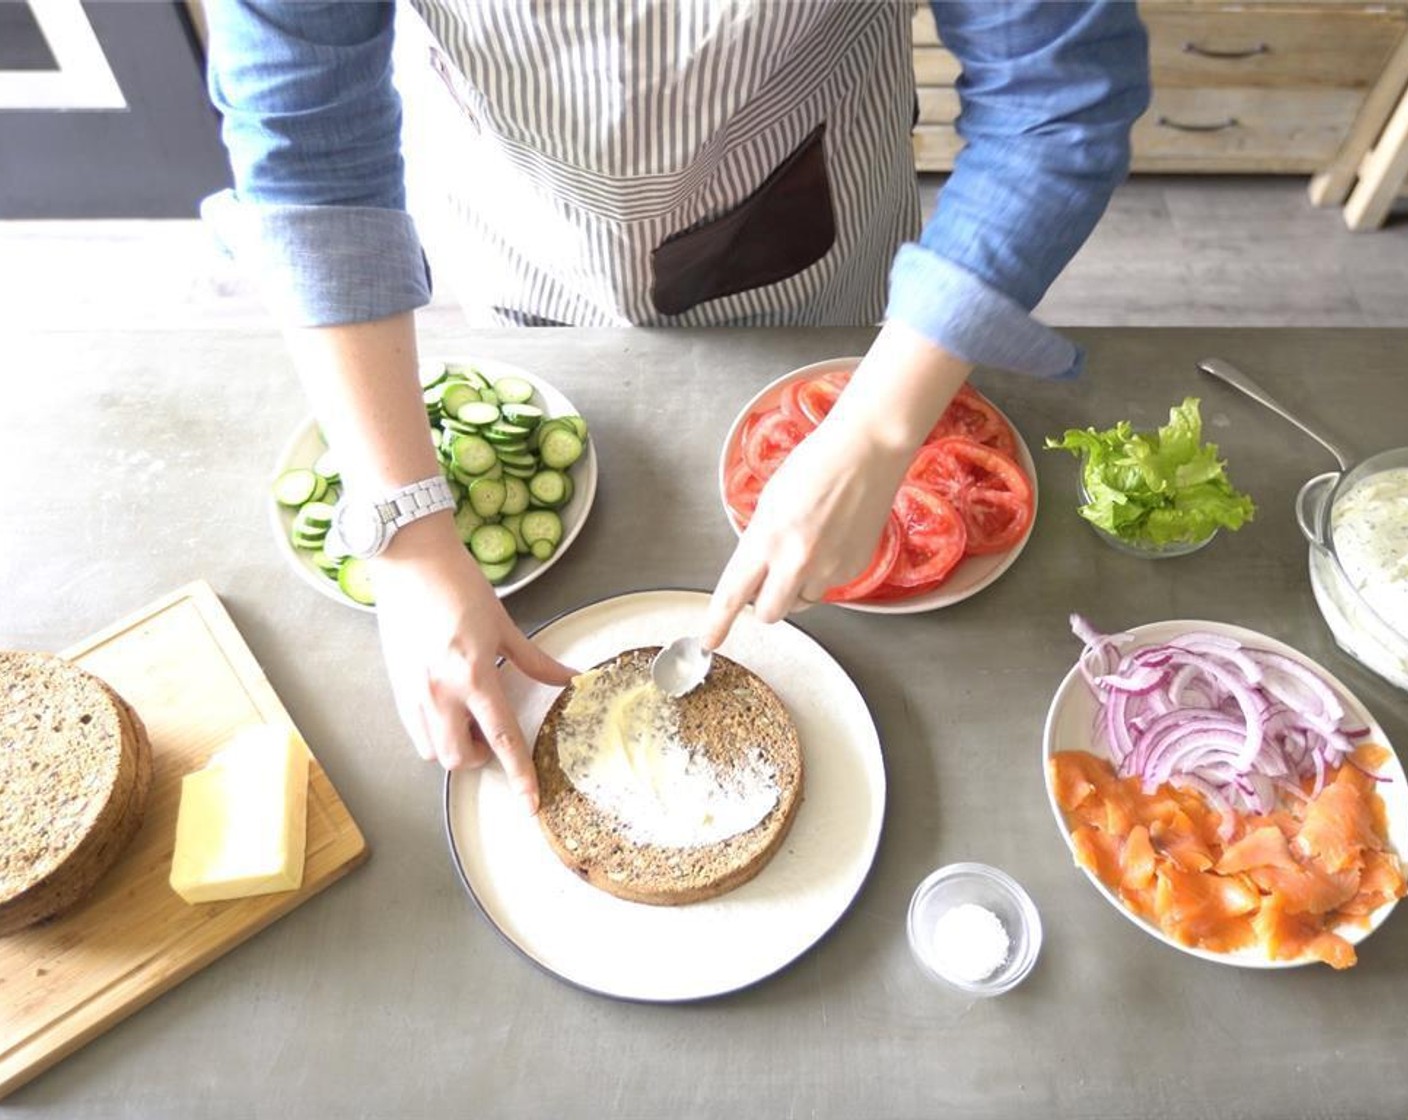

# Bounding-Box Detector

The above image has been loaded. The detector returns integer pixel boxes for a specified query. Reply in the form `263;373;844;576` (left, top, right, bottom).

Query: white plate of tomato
718;357;1038;614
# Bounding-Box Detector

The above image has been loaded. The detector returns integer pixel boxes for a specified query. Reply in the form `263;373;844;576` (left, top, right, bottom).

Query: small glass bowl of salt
906;862;1042;997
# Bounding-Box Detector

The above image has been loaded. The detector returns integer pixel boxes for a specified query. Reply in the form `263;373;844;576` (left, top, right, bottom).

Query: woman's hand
702;322;973;650
705;414;912;635
370;513;576;813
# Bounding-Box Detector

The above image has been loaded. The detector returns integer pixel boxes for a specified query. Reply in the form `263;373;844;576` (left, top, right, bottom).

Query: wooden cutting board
0;581;369;1100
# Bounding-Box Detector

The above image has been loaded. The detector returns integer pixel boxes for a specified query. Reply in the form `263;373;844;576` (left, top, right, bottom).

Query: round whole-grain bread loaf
0;650;153;936
533;647;802;905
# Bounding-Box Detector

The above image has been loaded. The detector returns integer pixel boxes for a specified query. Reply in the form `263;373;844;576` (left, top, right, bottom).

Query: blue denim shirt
203;1;1149;379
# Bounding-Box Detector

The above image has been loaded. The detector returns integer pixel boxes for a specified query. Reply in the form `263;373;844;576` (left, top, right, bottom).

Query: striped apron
393;1;920;327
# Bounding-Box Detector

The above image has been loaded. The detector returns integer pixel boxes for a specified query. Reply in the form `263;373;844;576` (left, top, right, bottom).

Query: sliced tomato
906;442;970;503
861;577;950;602
724;460;764;527
796;374;846;426
908;437;1034;556
741;408;810;480
824;511;902;603
778;382;816;431
926;385;1017;456
961;487;1033;555
886;484;967;587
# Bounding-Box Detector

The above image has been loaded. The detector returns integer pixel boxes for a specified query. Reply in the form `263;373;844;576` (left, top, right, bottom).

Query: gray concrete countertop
3;326;1407;1119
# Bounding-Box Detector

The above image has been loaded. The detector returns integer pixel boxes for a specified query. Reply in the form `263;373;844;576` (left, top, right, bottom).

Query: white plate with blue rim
1042;618;1407;968
444;588;887;1001
268;358;597;612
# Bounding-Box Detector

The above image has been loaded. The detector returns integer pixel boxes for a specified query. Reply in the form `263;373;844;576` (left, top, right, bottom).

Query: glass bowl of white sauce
906;862;1042;997
1299;447;1408;693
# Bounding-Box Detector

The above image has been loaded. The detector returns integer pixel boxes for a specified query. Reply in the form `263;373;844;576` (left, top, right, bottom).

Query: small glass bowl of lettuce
1047;397;1255;558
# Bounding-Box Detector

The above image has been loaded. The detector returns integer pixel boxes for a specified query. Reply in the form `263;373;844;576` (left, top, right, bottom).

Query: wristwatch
326;475;456;560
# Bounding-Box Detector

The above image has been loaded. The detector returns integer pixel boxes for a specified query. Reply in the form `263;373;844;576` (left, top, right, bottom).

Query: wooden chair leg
1309;33;1408;209
1343;86;1408;230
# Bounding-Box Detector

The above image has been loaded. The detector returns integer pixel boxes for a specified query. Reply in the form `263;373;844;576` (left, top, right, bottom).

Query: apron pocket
650;123;835;316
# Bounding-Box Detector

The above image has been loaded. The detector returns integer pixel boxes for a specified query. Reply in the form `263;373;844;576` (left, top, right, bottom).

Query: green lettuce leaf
1045;397;1255;546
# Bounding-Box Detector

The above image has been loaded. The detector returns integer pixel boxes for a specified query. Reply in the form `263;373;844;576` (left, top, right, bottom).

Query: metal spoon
1196;357;1351;470
651;636;713;698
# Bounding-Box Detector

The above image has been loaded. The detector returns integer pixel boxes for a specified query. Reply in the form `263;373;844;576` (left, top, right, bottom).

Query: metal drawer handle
1156;115;1239;133
1181;40;1269;60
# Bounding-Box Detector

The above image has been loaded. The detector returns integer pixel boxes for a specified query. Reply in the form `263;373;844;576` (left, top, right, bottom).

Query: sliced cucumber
453;503;485;543
273;468;320;507
279;361;589;604
291;507;334;543
469;523;517;565
452;459;503;485
484;421;533;442
500;402;543;428
480;436;529;455
520;509;563;548
456;400;501;426
539;415;588;441
496;449;538;471
311;449;340;483
451;434;498;476
424;381;450;411
290;529;328;551
493;376;535;405
439;416;483;436
311;547;341;573
337;556;376;605
441;381;482;419
538;427;584;470
501;512;530;554
477;557;517;585
527;469;568;508
443;363;489;391
501;474;530;516
297;500;336;528
467;476;507;519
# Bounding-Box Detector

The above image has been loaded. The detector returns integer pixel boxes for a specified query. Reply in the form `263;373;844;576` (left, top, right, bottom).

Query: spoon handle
1196;357;1352;471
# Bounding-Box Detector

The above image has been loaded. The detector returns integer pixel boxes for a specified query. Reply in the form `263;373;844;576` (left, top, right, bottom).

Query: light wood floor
2;176;1405;333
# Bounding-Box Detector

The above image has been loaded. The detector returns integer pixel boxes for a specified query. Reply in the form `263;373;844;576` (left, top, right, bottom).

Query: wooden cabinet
911;2;1408;173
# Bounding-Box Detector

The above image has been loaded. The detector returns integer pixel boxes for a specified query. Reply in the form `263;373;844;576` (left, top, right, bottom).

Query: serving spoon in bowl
1196;357;1351;471
651;636;713;698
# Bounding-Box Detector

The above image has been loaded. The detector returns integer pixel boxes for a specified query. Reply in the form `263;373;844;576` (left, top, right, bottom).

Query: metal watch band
379;475;456;529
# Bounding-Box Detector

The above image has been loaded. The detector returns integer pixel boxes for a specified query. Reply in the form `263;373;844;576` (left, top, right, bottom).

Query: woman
202;0;1150;809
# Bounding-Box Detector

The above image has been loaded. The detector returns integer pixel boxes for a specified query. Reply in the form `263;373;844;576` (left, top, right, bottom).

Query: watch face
333;501;386;558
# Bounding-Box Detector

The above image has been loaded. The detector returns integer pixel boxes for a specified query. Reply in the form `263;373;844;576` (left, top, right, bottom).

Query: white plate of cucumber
269;357;598;612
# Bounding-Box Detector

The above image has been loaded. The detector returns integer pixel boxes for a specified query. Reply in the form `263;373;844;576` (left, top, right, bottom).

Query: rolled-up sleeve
887;2;1151;378
202;0;430;326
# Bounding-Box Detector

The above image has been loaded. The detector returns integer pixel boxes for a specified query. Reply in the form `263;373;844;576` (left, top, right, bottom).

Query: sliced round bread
533;647;803;905
0;651;153;936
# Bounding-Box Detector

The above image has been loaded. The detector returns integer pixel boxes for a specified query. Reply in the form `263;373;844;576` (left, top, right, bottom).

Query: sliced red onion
1069;615;1375;822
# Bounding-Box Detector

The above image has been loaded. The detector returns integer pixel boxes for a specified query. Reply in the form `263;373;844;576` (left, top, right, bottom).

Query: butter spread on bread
555;666;780;847
533;648;803;906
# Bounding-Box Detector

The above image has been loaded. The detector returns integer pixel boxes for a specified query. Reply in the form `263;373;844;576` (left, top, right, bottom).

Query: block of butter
169;725;311;904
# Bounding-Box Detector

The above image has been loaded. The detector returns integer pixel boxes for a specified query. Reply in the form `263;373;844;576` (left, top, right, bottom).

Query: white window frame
0;0;126;111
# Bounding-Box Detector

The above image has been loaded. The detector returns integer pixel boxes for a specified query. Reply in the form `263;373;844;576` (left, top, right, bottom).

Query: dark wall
0;2;233;219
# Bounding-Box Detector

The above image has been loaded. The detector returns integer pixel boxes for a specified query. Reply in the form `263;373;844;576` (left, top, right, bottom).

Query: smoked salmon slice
1294;769;1382;873
1216;825;1298;875
1050;747;1405;967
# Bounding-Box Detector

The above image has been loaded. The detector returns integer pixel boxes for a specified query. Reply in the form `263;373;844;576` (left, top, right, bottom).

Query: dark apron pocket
650;123;836;316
